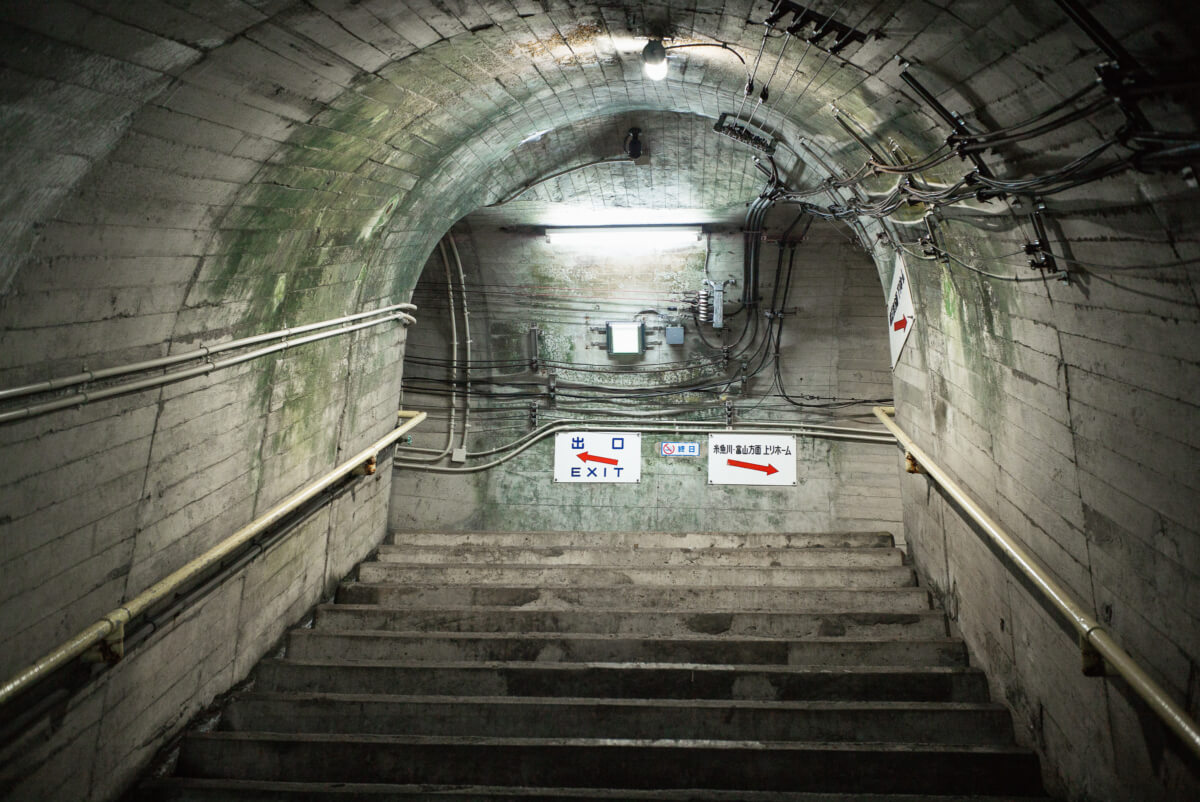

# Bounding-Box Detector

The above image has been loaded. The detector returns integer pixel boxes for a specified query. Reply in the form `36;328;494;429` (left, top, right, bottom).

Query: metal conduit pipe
448;234;472;450
0;312;416;425
490;157;636;207
392;405;729;456
0;410;427;707
400;407;889;459
873;406;1200;760
0;303;416;403
395;418;893;474
395;240;459;462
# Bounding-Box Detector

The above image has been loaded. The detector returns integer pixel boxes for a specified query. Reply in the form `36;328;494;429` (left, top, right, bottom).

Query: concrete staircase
138;530;1049;800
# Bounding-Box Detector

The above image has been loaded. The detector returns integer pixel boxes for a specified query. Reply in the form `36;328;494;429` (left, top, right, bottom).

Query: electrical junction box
451;447;467;464
665;325;685;345
606;321;645;355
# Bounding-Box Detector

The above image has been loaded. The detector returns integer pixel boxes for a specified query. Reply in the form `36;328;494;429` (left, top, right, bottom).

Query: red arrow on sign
577;451;618;466
727;459;778;476
893;317;909;332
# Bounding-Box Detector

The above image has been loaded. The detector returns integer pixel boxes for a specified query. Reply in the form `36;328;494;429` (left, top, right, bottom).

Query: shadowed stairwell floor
135;529;1052;800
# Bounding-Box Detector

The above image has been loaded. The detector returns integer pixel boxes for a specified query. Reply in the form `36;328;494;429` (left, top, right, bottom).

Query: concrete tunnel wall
0;1;1197;800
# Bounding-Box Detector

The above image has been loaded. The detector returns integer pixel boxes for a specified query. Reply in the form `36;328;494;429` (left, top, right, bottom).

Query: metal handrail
0;303;417;403
874;405;1200;759
0;310;416;424
0;410;427;707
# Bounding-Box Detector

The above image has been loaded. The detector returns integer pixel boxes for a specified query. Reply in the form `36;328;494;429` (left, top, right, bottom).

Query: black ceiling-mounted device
624;127;643;159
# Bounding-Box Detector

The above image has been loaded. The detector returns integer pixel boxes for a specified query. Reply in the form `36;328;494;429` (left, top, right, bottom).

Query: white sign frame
707;434;797;486
553;431;641;483
887;255;916;369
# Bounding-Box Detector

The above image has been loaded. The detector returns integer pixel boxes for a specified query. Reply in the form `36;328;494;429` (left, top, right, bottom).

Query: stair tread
143;777;1050;800
342;582;928;590
391;530;896;539
374;545;905;565
186;730;1035;752
317;604;943;616
261;657;984;674
294;629;964;643
352;566;917;588
363;562;913;571
234;691;1007;711
340;582;930;596
377;545;903;554
313;605;948;637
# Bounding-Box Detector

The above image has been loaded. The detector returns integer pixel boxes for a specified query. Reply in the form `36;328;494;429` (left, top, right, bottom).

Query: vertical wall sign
887;255;916;368
553;432;642;483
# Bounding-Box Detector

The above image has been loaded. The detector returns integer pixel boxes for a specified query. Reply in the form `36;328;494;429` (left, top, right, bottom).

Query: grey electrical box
665;325;685;345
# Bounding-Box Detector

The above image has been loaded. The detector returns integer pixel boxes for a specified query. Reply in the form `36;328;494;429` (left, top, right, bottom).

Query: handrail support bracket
82;620;125;665
1081;632;1106;676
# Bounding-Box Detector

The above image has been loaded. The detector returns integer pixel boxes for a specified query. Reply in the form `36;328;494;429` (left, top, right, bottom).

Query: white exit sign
553;432;641;483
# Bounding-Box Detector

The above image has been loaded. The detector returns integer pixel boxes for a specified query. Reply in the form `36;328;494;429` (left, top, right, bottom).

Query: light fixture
642;39;668;80
545;225;703;250
606;321;645;355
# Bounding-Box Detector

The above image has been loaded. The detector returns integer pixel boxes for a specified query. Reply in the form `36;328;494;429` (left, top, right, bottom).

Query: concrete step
390;531;897;550
355;563;917;588
375;544;905;568
286;630;969;666
255;659;992;702
173;733;1046;795
220;693;1015;745
336;583;933;612
140;777;1054;801
312;605;949;639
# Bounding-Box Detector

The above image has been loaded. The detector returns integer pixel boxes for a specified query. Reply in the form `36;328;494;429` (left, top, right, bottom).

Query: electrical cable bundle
777;70;1196;223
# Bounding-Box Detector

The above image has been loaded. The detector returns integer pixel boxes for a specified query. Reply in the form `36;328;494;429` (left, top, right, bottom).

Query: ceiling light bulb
642;40;668;80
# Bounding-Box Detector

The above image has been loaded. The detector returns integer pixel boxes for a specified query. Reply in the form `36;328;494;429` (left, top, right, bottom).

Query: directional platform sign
887;255;916;369
553;432;641;483
707;434;797;486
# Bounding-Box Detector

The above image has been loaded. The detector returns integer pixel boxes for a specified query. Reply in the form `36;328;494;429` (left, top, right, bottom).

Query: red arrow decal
727;459;778;475
577;451;618;466
893;317;908;332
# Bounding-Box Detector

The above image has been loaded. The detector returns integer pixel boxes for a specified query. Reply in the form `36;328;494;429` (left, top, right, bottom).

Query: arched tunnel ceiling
469;109;798;226
0;0;1196;371
2;0;1188;249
